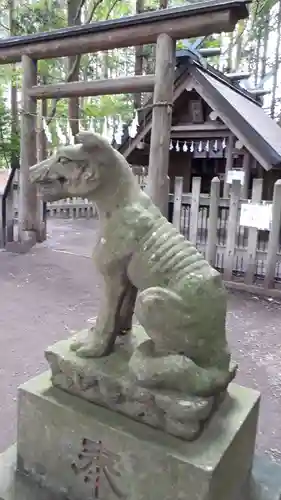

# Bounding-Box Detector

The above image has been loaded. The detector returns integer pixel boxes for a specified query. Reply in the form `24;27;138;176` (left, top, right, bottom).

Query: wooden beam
225;71;250;81
170;129;229;139
0;1;249;63
171;122;228;132
198;47;221;57
28;75;155;99
147;33;175;216
176;47;221;60
171;121;229;138
18;55;40;242
248;89;271;97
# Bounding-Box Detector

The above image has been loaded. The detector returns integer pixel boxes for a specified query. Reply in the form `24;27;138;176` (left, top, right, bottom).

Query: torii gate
0;0;250;251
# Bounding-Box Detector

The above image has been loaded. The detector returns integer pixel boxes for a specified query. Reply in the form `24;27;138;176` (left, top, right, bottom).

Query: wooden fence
172;176;281;289
2;168;281;290
46;174;281;288
47;197;98;218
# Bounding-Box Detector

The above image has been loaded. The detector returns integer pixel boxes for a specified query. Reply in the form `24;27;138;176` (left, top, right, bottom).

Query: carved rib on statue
30;130;237;441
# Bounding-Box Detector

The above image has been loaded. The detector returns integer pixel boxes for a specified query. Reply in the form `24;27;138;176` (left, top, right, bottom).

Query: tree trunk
234;19;244;71
138;0;169;116
260;11;270;80
270;0;281;119
254;23;262;86
226;31;234;72
134;0;144;114
67;0;81;137
9;0;19;169
247;10;255;73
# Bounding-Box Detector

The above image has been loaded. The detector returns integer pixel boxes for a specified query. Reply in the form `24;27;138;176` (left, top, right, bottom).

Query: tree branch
74;0;87;23
105;0;122;20
86;0;103;23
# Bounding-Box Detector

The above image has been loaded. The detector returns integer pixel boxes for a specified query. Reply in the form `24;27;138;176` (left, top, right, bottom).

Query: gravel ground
0;218;281;463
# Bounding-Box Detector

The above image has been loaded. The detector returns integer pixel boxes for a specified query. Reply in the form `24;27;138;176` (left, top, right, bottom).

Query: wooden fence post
190;176;201;246
223;134;234;198
0;193;3;247
5;189;14;243
172;176;183;232
241;151;250;199
245;178;263;285
224;179;241;281
18;55;39;244
146;33;175;216
206;176;220;267
264;179;281;288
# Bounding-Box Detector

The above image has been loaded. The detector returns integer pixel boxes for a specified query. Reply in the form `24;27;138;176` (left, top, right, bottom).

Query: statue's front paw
70;328;113;358
70;330;88;352
76;340;109;358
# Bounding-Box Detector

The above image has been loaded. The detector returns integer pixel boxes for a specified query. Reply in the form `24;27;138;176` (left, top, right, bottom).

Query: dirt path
0;218;281;462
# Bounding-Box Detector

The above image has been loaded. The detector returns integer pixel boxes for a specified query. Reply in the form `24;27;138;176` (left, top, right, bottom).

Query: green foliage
0;0;279;167
14;0;66;34
0;91;19;168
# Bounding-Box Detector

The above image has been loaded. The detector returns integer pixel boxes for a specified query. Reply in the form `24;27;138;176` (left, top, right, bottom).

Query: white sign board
226;169;245;185
240;203;272;231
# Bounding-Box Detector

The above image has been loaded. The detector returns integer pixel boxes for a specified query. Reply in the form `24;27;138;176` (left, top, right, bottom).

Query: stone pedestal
14;371;260;500
45;328;233;442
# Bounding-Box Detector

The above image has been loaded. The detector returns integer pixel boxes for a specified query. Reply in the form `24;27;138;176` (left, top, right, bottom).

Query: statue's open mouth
38;176;67;184
37;176;67;189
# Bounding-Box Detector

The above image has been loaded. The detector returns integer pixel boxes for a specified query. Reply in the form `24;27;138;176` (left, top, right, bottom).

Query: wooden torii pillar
19;55;44;248
146;34;175;218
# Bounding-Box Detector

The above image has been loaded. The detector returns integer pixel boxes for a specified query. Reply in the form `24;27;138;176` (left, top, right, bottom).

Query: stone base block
15;371;260;500
2;447;281;500
0;444;63;500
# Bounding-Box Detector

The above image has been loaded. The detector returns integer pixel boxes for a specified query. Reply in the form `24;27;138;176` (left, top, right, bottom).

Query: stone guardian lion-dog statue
30;131;236;401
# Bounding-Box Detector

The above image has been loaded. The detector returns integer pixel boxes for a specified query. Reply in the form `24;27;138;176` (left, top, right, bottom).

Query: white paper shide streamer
56;121;66;144
128;111;139;138
114;119;124;145
43;118;52;144
66;121;75;145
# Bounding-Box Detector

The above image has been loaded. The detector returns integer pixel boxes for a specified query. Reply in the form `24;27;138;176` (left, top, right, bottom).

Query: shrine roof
189;63;281;170
120;54;281;171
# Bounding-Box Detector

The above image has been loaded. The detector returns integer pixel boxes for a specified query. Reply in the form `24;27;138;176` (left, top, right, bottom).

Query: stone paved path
0;218;281;463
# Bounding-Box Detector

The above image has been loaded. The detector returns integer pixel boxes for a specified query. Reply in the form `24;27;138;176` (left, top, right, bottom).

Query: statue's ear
75;131;110;152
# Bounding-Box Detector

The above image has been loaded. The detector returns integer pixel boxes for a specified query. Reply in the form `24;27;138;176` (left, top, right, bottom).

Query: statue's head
30;130;133;202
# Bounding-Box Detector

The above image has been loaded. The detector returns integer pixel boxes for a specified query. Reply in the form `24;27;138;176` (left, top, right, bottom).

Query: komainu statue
30;131;236;422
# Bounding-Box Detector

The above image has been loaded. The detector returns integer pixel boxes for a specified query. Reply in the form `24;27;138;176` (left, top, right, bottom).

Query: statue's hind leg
131;286;236;397
134;286;191;354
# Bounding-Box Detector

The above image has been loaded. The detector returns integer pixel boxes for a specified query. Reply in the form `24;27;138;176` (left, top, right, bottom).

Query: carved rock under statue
30;130;237;441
